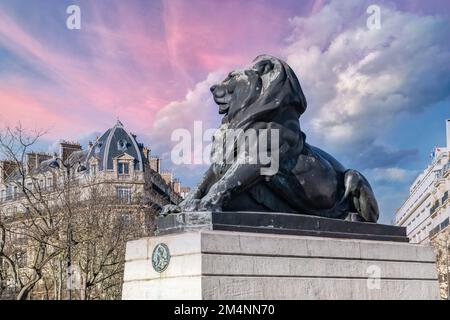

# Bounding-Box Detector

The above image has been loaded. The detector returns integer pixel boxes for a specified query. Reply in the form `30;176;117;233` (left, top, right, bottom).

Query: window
90;164;97;176
116;186;132;203
47;177;53;190
5;186;12;201
118;162;130;175
443;191;449;203
117;139;129;151
6;206;17;217
95;141;103;154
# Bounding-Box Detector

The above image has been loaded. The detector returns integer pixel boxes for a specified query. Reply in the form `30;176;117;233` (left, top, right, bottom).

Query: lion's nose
210;85;225;97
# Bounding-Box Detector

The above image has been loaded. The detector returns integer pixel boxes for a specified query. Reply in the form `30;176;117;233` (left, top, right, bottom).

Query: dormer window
118;162;130;175
117;139;129;152
47;177;53;190
95;141;103;154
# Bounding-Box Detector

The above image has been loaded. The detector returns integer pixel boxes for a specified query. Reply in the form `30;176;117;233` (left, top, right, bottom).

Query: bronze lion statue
163;55;379;223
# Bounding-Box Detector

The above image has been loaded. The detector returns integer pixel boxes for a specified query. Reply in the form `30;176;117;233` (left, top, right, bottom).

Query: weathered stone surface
201;255;437;279
124;254;202;282
146;231;201;257
125;238;150;261
122;230;440;300
123;277;202;300
157;211;408;242
201;277;439;300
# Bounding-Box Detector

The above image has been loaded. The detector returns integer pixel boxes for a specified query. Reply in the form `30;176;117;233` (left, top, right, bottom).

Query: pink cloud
160;0;293;77
0;87;87;137
0;0;314;141
0;8;173;137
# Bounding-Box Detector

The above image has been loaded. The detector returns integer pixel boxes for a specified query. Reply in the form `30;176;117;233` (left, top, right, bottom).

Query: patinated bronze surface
162;55;379;223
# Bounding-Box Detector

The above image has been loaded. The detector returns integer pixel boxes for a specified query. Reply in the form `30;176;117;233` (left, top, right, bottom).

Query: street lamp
49;156;86;300
49;157;87;174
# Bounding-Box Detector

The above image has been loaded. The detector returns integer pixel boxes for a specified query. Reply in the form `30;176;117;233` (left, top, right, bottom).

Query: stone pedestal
122;229;440;300
155;211;409;242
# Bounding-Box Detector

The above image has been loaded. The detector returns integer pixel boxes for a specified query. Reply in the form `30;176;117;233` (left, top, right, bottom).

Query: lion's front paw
160;204;181;216
344;212;365;222
197;200;222;212
196;189;227;212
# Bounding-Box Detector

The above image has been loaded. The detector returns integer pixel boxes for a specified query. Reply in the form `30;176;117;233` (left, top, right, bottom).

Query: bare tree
431;229;450;300
0;124;153;300
0;124;65;300
66;178;148;300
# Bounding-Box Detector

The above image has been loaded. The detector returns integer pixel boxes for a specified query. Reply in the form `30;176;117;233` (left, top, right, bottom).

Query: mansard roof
85;120;146;172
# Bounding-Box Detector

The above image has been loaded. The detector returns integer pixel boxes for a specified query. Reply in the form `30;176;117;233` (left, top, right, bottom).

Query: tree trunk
16;273;41;300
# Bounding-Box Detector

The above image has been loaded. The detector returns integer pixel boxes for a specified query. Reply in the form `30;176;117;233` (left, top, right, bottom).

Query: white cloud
144;0;450;188
144;72;225;186
46;131;102;154
151;72;224;140
365;167;418;183
284;0;450;166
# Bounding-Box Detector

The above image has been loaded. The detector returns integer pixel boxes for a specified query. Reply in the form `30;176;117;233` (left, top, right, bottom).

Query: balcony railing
430;200;440;215
435;162;450;180
429;217;450;238
1;193;26;203
443;163;450;175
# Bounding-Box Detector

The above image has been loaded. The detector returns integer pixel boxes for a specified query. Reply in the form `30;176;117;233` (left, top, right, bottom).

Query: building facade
0;121;187;217
0;121;189;299
395;120;450;244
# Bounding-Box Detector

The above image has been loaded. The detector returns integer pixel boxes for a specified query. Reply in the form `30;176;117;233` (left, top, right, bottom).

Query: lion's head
210;55;307;128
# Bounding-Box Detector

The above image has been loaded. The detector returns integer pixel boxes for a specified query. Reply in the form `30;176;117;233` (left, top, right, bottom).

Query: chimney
161;172;173;185
150;156;160;173
172;179;181;194
59;141;82;162
0;161;17;184
447;119;450;149
26;152;52;173
26;152;37;173
143;147;151;160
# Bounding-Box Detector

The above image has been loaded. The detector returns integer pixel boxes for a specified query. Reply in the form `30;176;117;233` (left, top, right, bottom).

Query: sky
0;0;449;223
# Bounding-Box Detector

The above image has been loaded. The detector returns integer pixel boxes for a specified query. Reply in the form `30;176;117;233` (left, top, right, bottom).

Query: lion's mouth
214;98;230;114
